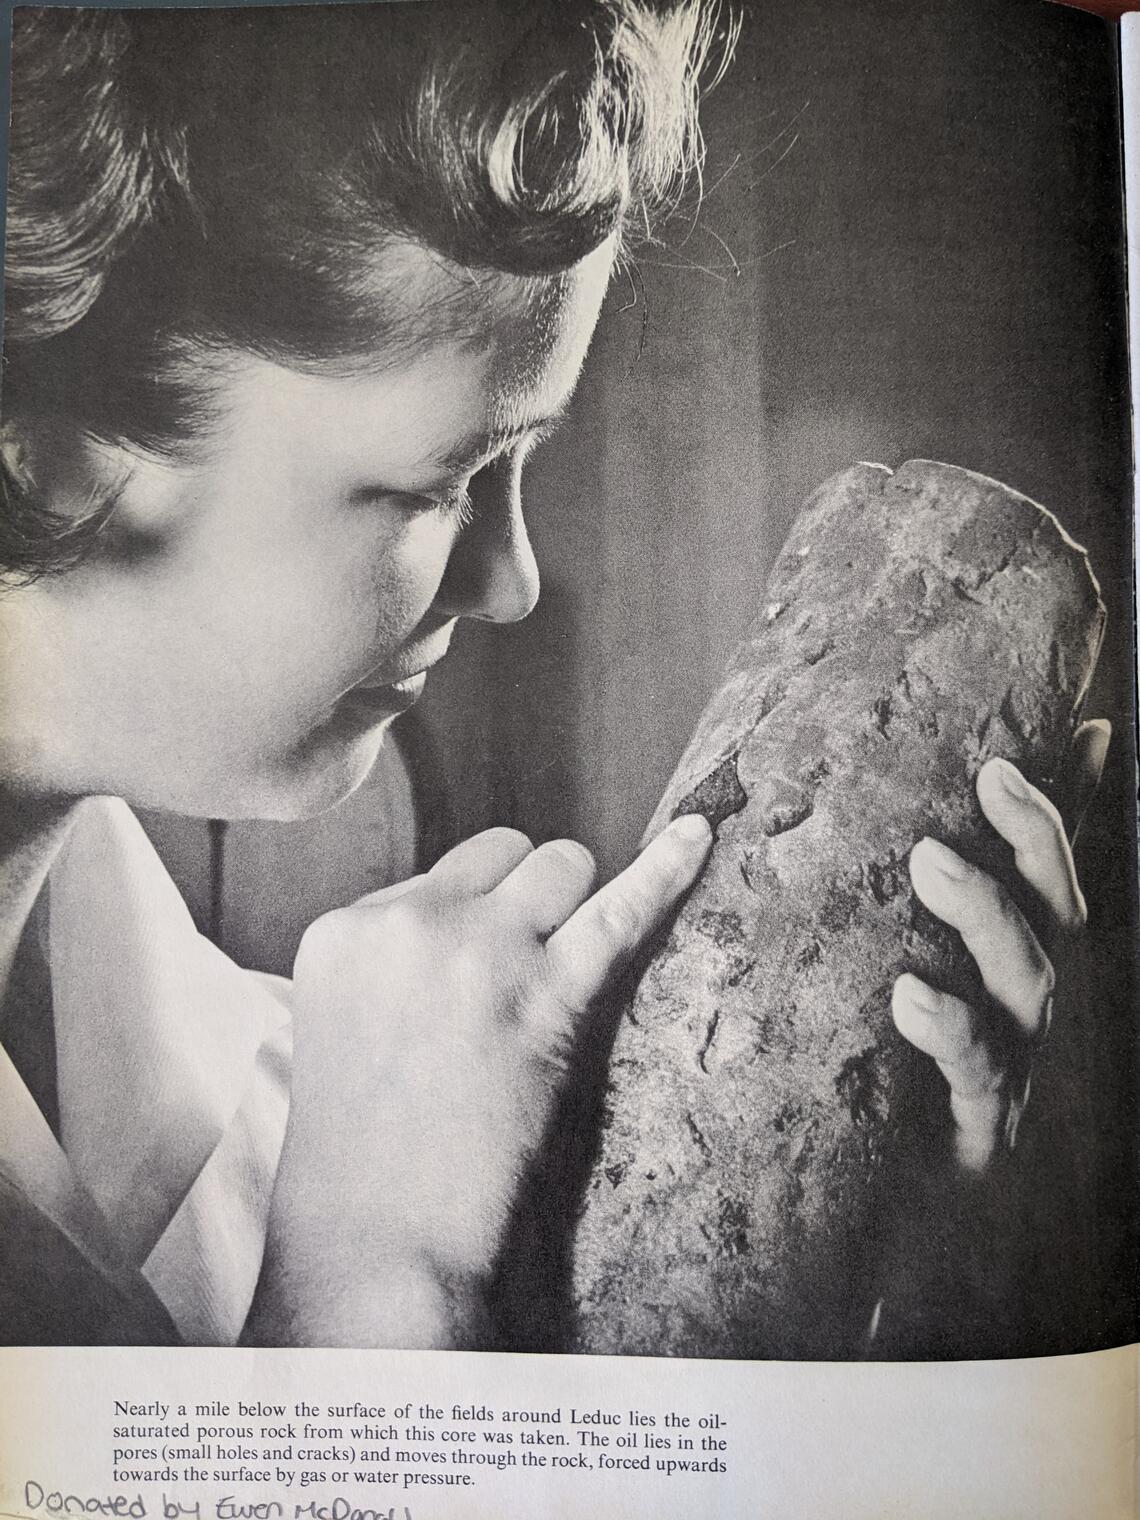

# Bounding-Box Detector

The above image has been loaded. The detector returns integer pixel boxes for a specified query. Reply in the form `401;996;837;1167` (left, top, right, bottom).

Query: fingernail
915;837;968;880
897;973;939;1013
550;837;596;872
1085;717;1112;747
671;812;713;844
1083;720;1112;776
990;757;1030;801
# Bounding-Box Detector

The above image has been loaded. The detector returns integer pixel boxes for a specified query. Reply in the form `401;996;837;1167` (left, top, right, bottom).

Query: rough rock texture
570;460;1105;1359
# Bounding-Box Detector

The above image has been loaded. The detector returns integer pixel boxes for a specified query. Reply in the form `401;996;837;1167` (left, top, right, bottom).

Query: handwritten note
17;1491;413;1520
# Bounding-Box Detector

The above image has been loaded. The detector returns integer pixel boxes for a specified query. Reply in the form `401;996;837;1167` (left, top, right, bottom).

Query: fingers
892;974;1019;1171
1072;718;1111;840
545;813;713;1012
427;826;534;893
892;974;995;1084
494;837;599;937
908;837;1054;1039
349;873;427;910
897;736;1107;1176
975;759;1085;930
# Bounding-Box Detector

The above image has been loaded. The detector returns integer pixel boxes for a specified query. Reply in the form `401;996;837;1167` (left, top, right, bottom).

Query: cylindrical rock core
570;459;1105;1358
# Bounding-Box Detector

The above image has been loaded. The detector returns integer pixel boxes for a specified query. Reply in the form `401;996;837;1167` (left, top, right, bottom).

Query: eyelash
432;484;476;529
380;420;562;527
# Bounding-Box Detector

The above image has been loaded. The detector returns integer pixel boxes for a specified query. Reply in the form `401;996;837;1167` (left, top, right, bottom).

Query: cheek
277;513;454;691
148;499;455;723
360;515;455;634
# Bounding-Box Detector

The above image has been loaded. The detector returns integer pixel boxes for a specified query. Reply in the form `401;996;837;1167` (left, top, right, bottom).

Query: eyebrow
429;406;571;476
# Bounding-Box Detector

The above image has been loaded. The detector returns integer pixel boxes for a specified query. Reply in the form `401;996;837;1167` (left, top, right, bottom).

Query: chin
191;723;392;823
252;737;390;821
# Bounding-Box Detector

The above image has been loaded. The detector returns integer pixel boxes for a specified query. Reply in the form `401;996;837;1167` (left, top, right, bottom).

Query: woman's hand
891;720;1110;1172
246;812;712;1349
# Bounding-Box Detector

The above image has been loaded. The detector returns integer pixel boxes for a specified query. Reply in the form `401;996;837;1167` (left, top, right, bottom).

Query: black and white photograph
0;0;1134;1417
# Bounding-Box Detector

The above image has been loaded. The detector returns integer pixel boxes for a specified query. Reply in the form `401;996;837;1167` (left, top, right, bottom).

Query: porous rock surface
570;460;1105;1358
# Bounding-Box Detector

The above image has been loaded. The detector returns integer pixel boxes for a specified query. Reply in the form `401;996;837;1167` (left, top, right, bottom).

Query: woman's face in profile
0;240;614;820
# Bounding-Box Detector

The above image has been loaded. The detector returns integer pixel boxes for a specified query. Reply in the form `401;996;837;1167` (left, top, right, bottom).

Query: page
0;1;1135;1516
1126;13;1140;595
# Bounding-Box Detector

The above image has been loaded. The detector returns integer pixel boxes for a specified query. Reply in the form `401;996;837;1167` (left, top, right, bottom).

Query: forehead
202;238;615;481
376;235;615;405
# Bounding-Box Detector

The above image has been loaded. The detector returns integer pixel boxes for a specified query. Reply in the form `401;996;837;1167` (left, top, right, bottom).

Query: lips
325;622;454;734
336;671;426;722
353;622;455;696
377;669;428;703
355;668;428;695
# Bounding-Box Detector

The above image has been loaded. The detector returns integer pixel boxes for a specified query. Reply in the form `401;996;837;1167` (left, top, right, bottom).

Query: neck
0;793;78;1009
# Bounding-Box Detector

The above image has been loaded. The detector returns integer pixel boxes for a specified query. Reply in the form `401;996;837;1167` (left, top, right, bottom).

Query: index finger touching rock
544;813;713;1013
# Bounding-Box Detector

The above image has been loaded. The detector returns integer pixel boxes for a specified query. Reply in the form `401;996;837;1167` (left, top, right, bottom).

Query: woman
0;1;1104;1348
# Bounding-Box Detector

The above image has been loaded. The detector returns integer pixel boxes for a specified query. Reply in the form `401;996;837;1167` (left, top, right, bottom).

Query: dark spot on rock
835;1047;891;1129
724;955;756;988
697;1007;721;1073
761;781;814;837
894;569;936;617
772;1099;804;1136
738;853;779;896
776;1002;799;1036
695;908;743;947
961;542;1019;593
896;666;941;736
948;576;984;606
804;756;832;786
819;881;862;934
672;753;748;832
604;1163;626;1189
790;1120;819;1173
872;694;893;739
804;638;835;666
794;938;822;971
716;1195;751;1257
685;1112;712;1158
864;852;905;906
999;688;1040;745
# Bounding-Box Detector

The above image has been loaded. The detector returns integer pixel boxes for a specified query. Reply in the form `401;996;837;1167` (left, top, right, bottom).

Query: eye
431;483;476;529
353;482;474;529
353;423;559;525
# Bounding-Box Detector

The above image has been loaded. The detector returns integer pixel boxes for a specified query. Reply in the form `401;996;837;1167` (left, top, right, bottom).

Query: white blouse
0;797;292;1344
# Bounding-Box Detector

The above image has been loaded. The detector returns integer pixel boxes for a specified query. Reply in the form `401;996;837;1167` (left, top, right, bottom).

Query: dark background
128;0;1135;1353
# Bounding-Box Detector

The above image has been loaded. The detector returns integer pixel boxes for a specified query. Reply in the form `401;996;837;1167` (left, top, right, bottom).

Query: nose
432;456;540;624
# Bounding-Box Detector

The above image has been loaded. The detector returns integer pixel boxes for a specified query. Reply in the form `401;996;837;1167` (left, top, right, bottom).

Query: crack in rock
686;1112;713;1157
697;1008;721;1074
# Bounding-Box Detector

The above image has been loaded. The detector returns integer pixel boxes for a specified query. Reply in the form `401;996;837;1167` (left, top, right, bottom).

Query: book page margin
0;1342;1135;1520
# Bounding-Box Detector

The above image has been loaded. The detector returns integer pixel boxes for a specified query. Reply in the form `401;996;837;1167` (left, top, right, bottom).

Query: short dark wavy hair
1;1;734;580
